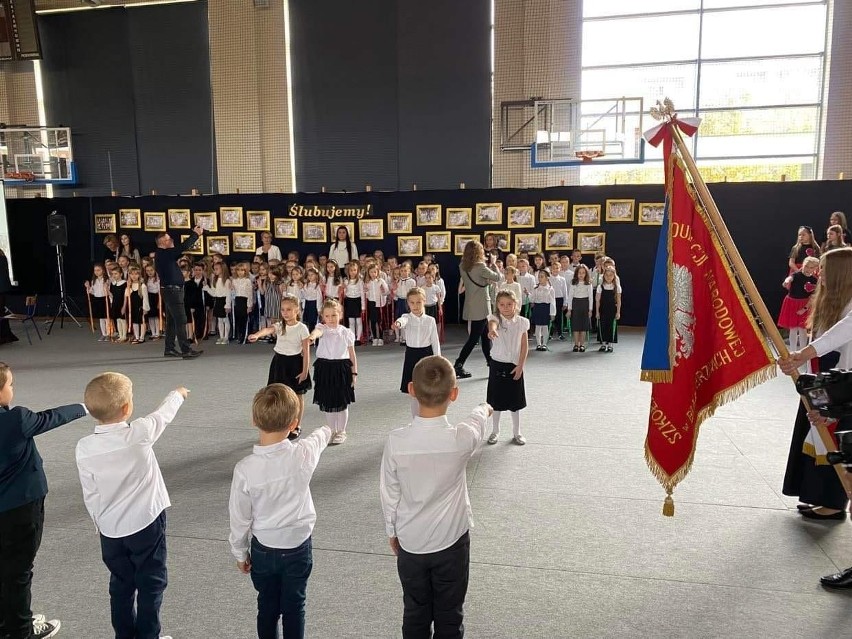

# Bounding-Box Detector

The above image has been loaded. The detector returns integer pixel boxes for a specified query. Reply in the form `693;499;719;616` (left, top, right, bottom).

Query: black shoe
572;345;579;352
599;345;607;352
796;504;814;511
558;335;566;341
181;349;203;359
454;365;472;379
821;567;852;589
164;350;182;358
606;345;614;352
800;508;846;521
579;345;586;352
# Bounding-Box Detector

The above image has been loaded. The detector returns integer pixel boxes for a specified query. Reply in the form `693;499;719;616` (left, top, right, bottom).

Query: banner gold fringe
640;370;673;383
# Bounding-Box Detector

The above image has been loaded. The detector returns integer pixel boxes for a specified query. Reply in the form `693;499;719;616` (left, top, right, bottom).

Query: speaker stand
47;245;82;333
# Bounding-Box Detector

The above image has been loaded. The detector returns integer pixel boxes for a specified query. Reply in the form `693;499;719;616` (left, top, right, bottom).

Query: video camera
796;369;852;465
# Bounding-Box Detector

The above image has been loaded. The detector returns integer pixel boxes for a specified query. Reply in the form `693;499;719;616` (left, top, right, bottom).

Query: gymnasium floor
15;325;852;638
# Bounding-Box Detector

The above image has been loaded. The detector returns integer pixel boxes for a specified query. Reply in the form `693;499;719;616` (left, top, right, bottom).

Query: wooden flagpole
669;121;852;496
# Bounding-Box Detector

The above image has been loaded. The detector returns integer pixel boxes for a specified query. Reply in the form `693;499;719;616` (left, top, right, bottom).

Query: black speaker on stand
47;211;81;333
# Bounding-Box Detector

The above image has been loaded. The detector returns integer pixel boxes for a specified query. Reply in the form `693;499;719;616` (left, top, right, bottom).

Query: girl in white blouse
343;262;366;344
204;262;232;344
567;264;593;352
231;264;254;344
486;290;529;445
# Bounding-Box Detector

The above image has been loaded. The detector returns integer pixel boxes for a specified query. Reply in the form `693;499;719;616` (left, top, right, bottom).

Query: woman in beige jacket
454;241;501;378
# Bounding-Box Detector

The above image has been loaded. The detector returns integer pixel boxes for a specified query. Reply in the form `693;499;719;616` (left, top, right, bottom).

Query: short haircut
252;383;299;433
802;256;820;269
155;232;169;243
407;286;426;300
0;362;10;389
85;372;133;422
411;356;456;408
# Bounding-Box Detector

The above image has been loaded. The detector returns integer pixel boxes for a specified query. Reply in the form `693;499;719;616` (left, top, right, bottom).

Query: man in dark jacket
154;227;204;359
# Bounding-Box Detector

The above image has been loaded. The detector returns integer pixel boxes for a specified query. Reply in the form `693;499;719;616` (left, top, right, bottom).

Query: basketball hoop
575;150;606;163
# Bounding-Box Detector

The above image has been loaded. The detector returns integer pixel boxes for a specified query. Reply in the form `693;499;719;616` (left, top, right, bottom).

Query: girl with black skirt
144;264;162;340
486;290;529;445
568;264;593;352
394;287;440;417
306;299;358;445
343;262;365;344
85;263;110;342
364;263;389;345
204;262;231;345
108;267;128;342
249;294;312;437
302;267;323;332
595;266;621;353
231;264;253;344
124;266;150;344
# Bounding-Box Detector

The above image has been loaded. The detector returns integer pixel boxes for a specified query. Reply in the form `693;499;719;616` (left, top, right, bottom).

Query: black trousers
188;304;206;340
160;286;192;354
234;297;249;343
368;301;380;338
455;319;491;369
397;532;470;639
0;498;44;639
0;293;16;341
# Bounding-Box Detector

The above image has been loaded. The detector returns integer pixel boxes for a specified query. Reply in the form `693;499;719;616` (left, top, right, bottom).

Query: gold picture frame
330;222;355;243
540;200;568;223
454;234;480;256
167;208;191;229
206;235;230;256
233;232;257;252
302;222;328;243
94;213;116;234
572;204;602;227
388;212;413;234
220;206;244;228
274;218;297;239
358;219;384;241
605;199;635;223
514;233;543;255
426;231;451;253
486;230;511;252
180;234;204;255
638;202;665;226
194;212;217;233
446;208;472;230
119;208;141;229
507;206;535;229
416;204;442;227
544;228;574;251
246;210;271;232
398;236;423;258
475;202;503;226
144;212;167;232
577;232;606;254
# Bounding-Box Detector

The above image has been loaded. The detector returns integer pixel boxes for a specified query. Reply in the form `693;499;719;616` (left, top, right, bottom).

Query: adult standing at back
454;241;501;379
154;227;204;359
328;226;358;267
255;231;282;262
830;211;851;245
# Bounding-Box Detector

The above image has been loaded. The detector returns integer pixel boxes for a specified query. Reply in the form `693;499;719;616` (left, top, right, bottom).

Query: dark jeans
0;499;44;639
188;304;206;340
250;536;313;639
397;532;470;639
100;512;168;639
455;319;491;369
160;286;192;354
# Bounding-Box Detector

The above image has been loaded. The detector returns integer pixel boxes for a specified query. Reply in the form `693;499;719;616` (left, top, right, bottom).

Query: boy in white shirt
229;384;331;639
76;373;189;639
380;356;492;639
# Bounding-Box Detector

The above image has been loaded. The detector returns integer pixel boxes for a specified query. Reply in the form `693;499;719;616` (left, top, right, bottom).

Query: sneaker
487;433;498;445
336;432;347;444
98;336;108;342
371;339;377;346
512;435;526;446
377;339;384;346
32;618;60;638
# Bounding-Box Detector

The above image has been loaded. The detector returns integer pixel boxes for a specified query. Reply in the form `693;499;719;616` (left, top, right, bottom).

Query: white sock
117;319;127;340
338;408;349;433
789;327;807;351
355;318;363;341
492;411;502;436
511;411;521;438
535;325;546;346
148;317;159;337
99;319;108;337
218;318;229;340
133;324;142;340
410;396;419;419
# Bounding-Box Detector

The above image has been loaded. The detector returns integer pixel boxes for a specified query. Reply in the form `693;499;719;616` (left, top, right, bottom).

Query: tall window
580;1;829;184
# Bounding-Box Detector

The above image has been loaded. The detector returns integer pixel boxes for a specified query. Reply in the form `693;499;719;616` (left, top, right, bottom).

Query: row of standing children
84;260;163;344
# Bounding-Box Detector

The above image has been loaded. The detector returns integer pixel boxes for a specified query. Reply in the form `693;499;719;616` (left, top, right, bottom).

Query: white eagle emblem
671;263;695;362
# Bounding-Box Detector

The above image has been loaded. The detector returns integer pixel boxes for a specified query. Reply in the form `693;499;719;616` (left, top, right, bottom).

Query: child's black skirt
213;297;227;319
486;360;526;412
91;296;107;319
268;352;312;395
344;296;362;319
400;345;433;393
313;358;355;412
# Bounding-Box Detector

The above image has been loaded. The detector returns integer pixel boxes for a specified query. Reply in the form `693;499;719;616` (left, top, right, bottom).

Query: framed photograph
398;236;423;258
246;210;271;231
475;203;503;226
446;208;472;230
206;235;230;256
639;202;665;226
302;222;328;243
180;234;204;255
388;212;413;234
605;199;635;223
167;208;191;229
330;222;355;243
486;230;511;252
507;206;535;229
119;208;141;229
573;204;602;227
358;219;384;241
194;211;217;233
514;233;543;255
94;213;116;234
540;200;568;223
578;232;606;254
416;204;442;227
274;217;297;239
220;206;244;228
233;232;256;252
454;234;480;256
144;212;167;232
544;228;574;251
426;231;451;253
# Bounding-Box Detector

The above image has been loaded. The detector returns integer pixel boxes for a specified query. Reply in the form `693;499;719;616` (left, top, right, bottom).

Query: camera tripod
47;244;82;333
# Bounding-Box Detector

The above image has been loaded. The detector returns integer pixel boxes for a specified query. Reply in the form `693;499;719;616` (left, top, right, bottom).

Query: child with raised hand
394;263;417;345
249;295;312;438
229;384;331;639
380;356;492;639
76;373;189;639
306;299;357;444
394;287;441;417
487;290;529;444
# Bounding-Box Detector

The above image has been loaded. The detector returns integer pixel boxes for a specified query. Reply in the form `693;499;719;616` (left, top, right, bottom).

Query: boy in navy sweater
0;362;87;639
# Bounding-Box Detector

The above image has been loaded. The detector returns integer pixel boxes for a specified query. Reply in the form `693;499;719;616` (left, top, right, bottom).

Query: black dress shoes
181;349;202;359
821;567;852;589
454;365;472;379
164;351;182;358
800;508;846;521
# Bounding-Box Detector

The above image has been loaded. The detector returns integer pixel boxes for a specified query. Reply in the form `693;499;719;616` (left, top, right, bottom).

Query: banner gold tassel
662;491;674;517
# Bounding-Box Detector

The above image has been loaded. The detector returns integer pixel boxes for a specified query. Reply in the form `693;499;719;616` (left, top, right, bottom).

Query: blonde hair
494;290;519;327
277;295;301;335
252;384;299;433
321;298;342;317
85;372;133;422
406;286;426;301
0;362;10;390
411;356;456;408
809;248;852;333
802;256;820;270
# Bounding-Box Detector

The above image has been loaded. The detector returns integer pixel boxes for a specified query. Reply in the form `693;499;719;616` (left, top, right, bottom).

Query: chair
4;296;42;345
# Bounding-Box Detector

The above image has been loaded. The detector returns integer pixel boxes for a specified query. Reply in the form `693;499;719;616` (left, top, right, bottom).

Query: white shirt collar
94;421;130;434
252;439;294;455
410;415;452;428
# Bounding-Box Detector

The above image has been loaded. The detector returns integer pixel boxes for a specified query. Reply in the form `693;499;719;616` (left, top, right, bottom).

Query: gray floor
13;325;852;638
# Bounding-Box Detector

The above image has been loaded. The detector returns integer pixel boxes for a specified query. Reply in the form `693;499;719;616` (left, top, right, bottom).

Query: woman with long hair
328;226;359;267
119;233;141;265
830;211;851;245
453;241;501;378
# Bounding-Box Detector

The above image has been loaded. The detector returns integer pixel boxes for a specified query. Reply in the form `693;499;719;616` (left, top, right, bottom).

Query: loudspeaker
47;214;68;247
